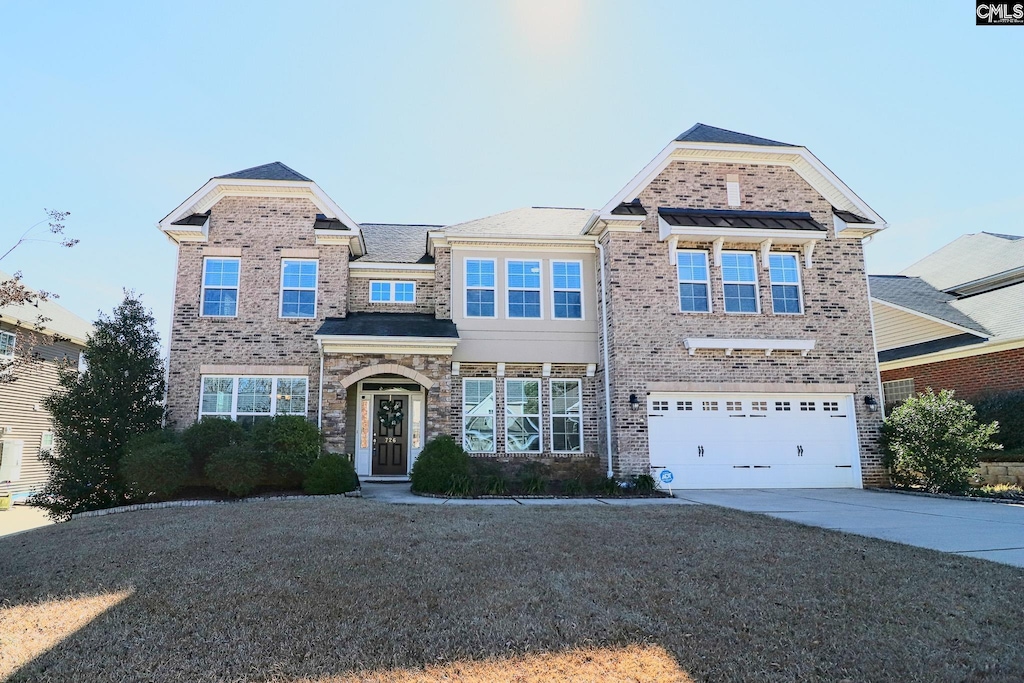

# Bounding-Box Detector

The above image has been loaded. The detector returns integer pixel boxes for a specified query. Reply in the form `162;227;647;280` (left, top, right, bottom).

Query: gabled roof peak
675;123;794;148
216;162;311;182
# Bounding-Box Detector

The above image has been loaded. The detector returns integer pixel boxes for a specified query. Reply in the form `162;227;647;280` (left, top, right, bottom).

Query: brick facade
599;161;886;484
347;277;436;315
881;346;1024;401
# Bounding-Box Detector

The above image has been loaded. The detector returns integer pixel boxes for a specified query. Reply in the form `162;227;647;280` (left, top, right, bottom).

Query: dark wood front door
372;395;408;475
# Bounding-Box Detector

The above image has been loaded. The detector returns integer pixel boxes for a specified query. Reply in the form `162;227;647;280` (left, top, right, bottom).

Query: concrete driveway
675;488;1024;568
0;505;52;538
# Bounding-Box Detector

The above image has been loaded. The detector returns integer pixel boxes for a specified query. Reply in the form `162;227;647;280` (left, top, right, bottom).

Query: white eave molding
314;334;459;356
683;338;816;357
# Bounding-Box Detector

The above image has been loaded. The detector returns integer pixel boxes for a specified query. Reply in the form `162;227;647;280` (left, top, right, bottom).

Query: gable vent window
726;174;741;207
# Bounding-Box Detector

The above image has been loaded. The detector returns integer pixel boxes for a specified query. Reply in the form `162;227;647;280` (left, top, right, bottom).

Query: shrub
121;430;191;501
253;416;323;488
633;473;656;494
303;453;359;495
882;388;1000;494
446;474;472;497
484;475;508;496
520;473;548;495
974;390;1024;451
205;444;263;497
594;476;621;497
182;418;247;476
410;435;470;494
561;477;585;496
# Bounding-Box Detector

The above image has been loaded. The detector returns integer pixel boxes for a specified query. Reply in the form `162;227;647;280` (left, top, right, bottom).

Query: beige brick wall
434;247;452;320
347;277;436;314
600;161;886;484
165;196;349;428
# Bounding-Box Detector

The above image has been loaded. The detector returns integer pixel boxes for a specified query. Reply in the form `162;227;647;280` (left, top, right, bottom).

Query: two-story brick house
159;124;888;488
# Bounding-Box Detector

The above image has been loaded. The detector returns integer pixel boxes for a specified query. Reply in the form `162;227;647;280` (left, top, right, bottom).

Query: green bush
882;388;1000;494
182;418;247;474
974;390;1024;451
561;477;585;496
253;416;322;487
410;435;470;494
121;430;191;500
593;476;621;497
633;473;656;494
204;444;263;497
303;454;359;495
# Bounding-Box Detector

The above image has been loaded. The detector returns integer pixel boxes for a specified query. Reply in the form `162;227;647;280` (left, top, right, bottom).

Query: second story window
0;330;15;358
465;259;496;317
370;281;416;303
721;252;759;313
552;261;583;319
507;260;541;318
201;258;239;317
676;250;711;312
280;259;317;318
769;253;803;314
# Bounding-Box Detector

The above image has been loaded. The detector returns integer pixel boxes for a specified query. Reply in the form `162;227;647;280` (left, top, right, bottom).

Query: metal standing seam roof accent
215;162;312;182
868;275;989;334
170;211;210;226
832;209;875;225
316;313;458;338
658;208;827;232
610;199;647;216
674;123;794;147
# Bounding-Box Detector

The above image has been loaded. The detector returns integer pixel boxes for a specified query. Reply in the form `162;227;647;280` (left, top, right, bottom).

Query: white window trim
200;256;240;319
721;250;760;314
769;252;804;315
676;249;712;314
464;258;498;319
0;330;15;359
550;260;584;320
506;260;543;320
549;378;583;454
279;258;318;319
198;375;309;421
504;378;542;453
40;431;55;455
462;377;496;454
369;280;417;304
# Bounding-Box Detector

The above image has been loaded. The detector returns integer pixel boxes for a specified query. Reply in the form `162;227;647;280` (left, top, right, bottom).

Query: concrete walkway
675;488;1024;567
0;505;53;538
360;482;696;506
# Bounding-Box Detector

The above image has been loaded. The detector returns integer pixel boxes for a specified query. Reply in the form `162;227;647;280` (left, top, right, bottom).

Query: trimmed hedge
182;418;246;476
253;416;322;488
410;435;470;494
204;444;263;497
304;454;359;495
121;430;191;500
974;390;1024;451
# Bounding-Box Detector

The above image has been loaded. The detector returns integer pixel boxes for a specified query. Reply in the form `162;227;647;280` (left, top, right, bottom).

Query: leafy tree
30;292;165;519
882;388;1000;494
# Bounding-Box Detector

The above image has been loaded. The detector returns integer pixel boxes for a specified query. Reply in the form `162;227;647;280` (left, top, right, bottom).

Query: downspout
596;239;615;478
317;338;325;430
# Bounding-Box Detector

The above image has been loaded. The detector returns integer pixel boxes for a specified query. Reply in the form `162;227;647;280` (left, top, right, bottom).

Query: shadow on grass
1;500;1023;682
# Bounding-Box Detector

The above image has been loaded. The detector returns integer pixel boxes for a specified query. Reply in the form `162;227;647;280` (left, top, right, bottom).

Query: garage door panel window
505;379;541;452
463;378;496;453
722;252;759;313
551;379;583;453
676;250;711;313
769;253;803;314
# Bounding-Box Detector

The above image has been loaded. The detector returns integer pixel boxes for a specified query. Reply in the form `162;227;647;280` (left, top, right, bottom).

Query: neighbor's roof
950;281;1024;344
358;224;439;264
901;232;1024;291
675;123;794;148
215;162;312;182
441;207;595;238
868;275;988;334
316;313;458;338
0;270;93;345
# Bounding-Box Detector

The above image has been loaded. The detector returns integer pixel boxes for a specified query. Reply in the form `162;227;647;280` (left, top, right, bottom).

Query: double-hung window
505;379;541;453
370;281;415;303
462;378;496;453
552;261;583;319
550;379;583;452
280;259;317;318
201;258;240;317
199;376;308;424
465;259;496;317
769;253;802;314
721;252;759;313
507;260;542;318
676;250;711;312
0;330;15;358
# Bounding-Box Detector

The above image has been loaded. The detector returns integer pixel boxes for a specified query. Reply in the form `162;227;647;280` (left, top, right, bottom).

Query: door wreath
377;399;404;429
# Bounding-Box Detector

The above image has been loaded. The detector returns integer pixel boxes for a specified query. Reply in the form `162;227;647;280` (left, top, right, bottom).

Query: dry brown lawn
1;499;1022;682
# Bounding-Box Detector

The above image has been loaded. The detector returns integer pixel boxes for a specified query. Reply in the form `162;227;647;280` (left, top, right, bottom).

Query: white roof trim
869;299;986;339
314;335;459;356
600;140;886;232
683;337;816;357
878;336;1024;371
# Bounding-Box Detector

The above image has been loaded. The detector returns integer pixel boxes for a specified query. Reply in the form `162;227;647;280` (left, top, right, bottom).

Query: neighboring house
0;270;92;500
870;232;1024;406
159;124;888;489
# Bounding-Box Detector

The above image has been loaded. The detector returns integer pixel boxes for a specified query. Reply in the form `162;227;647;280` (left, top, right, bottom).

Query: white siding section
871;302;966;351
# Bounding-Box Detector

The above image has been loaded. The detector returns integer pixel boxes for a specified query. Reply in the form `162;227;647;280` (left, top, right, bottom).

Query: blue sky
2;1;1022;341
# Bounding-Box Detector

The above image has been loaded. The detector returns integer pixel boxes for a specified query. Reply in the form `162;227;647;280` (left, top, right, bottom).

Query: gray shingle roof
675;123;793;147
216;162;311;182
868;275;988;334
358;224;439;263
316;313;458;338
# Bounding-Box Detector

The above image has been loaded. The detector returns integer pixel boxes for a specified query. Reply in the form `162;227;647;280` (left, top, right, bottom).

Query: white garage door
648;393;861;489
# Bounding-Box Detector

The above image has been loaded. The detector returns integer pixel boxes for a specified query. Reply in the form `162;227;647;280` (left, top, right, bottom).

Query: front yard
1;500;1022;682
